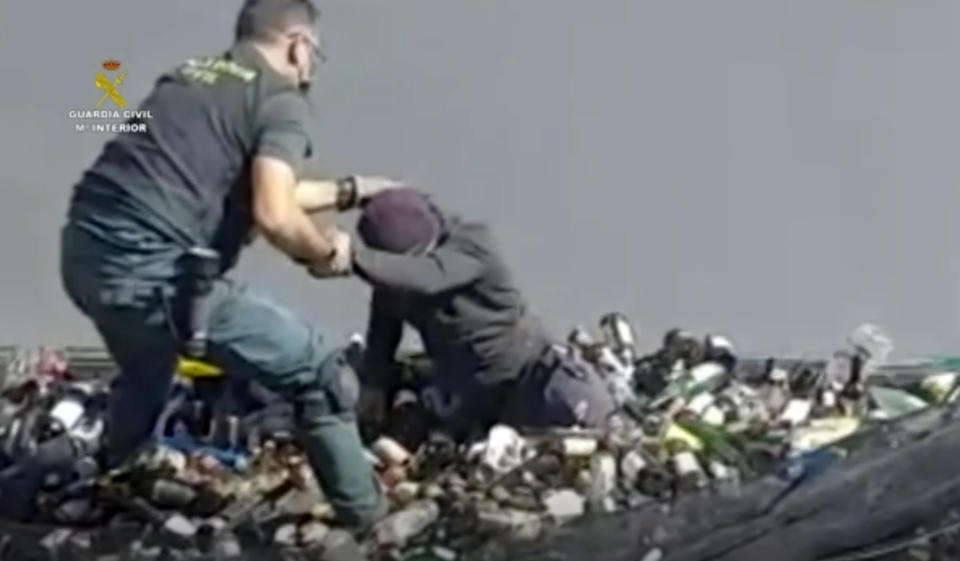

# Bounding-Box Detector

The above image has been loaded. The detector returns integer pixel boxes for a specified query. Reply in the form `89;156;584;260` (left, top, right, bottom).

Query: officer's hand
352;176;407;203
327;228;353;273
306;229;353;278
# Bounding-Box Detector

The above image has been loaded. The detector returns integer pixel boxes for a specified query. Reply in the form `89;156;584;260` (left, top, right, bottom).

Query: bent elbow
251;155;298;238
252;204;287;239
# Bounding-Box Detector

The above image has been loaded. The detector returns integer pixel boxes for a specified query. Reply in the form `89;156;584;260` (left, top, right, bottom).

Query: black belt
96;281;173;307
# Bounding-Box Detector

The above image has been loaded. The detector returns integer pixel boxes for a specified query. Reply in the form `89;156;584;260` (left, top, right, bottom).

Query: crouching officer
56;0;401;531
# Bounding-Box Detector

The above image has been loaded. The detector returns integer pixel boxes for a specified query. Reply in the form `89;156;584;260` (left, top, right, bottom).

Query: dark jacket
65;43;314;284
352;213;549;391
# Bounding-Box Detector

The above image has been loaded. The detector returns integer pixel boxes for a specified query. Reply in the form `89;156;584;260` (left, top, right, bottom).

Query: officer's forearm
252;156;337;263
259;210;335;264
295;179;339;213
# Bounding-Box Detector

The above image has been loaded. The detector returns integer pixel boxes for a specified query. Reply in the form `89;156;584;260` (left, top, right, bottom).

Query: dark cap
357;189;441;254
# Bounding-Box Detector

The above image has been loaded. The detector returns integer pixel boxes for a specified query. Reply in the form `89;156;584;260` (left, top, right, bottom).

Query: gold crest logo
95;59;127;108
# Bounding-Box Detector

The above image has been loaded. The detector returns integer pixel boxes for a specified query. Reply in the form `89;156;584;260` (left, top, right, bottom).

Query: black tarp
478;404;960;561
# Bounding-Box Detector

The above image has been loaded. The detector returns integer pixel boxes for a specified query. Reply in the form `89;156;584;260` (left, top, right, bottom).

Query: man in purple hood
343;188;616;436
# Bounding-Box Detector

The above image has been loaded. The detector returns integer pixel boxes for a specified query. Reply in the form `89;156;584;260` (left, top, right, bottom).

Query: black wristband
335;176;359;211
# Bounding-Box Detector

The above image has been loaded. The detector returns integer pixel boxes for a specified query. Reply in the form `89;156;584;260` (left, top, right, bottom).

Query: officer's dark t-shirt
66;43;312;281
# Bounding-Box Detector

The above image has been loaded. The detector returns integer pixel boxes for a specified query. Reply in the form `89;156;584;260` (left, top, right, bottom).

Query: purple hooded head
357;188;443;254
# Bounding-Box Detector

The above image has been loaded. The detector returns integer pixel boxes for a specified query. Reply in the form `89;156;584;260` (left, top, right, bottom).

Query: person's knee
208;282;332;375
322;348;361;413
504;353;617;429
293;347;361;427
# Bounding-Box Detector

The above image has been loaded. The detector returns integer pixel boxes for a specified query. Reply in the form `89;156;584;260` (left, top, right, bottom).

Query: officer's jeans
59;224;382;529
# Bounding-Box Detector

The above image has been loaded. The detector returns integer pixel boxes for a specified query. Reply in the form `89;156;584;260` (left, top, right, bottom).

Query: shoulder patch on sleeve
179;56;258;86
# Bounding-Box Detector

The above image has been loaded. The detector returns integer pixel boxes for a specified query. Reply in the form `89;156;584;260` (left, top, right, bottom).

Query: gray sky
1;0;959;358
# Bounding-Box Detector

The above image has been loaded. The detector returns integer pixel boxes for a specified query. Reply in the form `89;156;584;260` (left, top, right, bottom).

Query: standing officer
58;0;397;531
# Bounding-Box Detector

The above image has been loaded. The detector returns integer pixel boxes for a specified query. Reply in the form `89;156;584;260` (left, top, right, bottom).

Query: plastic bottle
595;346;638;408
587;451;618;513
619;450;647;488
599;313;638;365
481;425;527;473
372;436;411;468
566;326;597;362
373;500;440;547
848;324;893;369
476;508;544;541
666;440;706;492
149;479;197;509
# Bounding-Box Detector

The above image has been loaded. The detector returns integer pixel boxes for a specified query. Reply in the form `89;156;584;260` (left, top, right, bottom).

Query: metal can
599;313;638;363
372;436;412;467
